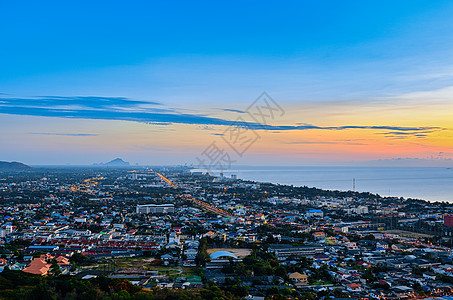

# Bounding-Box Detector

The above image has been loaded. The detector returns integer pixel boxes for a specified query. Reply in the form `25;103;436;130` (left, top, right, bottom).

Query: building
334;226;349;233
268;244;324;260
345;283;362;292
346;206;369;215
313;231;326;240
28;245;60;252
22;255;52;276
306;209;324;218
136;204;175;214
289;272;308;284
0;224;14;237
444;215;453;227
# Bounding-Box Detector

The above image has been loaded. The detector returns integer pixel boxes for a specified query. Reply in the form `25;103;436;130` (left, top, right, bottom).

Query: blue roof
209;251;237;260
307;210;322;212
28;245;59;250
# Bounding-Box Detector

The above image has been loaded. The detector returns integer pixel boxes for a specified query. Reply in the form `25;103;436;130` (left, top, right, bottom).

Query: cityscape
2;1;453;299
1;164;453;299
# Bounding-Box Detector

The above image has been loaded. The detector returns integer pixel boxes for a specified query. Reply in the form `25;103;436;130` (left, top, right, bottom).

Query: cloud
286;140;366;145
220;108;246;114
390;86;453;103
28;132;98;136
0;94;445;135
23;95;161;109
0;95;239;126
197;125;216;131
377;130;437;139
284;125;440;131
145;122;173;126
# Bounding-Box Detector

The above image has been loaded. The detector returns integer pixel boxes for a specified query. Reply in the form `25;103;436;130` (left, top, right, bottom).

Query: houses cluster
1;167;453;299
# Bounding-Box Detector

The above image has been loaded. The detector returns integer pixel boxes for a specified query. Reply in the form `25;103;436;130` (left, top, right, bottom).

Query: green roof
186;275;202;283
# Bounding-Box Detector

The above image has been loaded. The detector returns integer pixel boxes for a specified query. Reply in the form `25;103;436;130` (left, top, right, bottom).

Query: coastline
192;166;453;203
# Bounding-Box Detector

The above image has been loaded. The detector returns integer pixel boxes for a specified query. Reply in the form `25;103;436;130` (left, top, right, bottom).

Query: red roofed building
444;215;453;227
56;256;70;266
345;283;362;292
23;255;52;276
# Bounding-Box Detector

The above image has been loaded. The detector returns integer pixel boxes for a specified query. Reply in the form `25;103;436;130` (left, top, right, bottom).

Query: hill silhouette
94;158;130;167
0;161;32;171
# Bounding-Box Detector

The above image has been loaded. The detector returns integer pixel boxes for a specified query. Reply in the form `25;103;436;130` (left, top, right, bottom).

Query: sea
192;166;453;203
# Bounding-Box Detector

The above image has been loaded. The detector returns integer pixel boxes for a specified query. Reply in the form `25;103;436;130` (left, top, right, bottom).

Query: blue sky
1;1;453;165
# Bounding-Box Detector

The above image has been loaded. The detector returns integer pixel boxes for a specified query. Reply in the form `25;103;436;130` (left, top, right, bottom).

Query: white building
346;206;369;215
136;204;175;214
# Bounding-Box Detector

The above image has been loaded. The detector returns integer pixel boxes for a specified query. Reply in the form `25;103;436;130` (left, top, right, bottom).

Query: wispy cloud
390;85;453;103
21;96;161;109
0;95;238;126
0;94;444;135
145;122;174;126
272;125;442;132
286;140;366;145
219;108;246;114
377;130;437;139
28;132;98;137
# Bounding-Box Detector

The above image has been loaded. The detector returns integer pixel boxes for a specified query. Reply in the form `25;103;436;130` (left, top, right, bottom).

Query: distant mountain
105;158;130;166
94;158;130;167
0;161;32;171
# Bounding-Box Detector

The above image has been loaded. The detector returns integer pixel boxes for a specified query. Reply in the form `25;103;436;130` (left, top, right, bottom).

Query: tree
363;267;377;284
70;252;87;264
109;290;133;300
413;282;424;293
275;266;288;281
195;237;210;266
27;284;57;300
51;258;62;276
230;284;249;297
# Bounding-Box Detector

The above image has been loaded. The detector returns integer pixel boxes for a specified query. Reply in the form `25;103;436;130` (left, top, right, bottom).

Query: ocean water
193;166;453;203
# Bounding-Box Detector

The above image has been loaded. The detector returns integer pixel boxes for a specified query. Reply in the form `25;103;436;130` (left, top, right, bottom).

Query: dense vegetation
0;269;241;300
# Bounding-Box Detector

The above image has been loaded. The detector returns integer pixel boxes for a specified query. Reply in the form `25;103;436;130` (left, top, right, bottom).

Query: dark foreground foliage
0;270;240;300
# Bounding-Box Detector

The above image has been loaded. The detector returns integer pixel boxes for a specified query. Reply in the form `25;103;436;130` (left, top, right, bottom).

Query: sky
1;0;453;166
